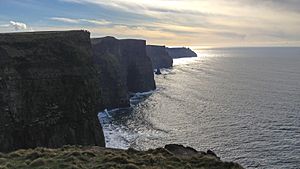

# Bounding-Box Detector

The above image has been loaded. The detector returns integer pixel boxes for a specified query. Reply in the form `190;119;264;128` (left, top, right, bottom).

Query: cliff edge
166;47;197;58
0;30;105;152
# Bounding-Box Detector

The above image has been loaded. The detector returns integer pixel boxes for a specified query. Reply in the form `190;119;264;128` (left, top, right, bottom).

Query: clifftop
0;30;90;43
166;47;197;58
0;144;244;169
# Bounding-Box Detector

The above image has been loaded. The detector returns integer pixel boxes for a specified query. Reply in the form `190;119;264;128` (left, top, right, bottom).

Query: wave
98;89;157;149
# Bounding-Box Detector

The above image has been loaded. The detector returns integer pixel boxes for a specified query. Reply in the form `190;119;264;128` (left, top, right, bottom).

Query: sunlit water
99;47;300;169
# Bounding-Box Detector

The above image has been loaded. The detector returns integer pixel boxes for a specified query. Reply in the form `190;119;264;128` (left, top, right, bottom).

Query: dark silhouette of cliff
166;47;197;58
146;45;173;69
92;37;156;93
0;30;105;152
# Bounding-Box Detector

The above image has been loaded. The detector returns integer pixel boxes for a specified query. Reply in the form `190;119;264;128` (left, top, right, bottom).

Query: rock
0;30;105;152
164;144;198;156
155;68;162;75
166;47;197;58
146;45;173;69
92;37;156;93
207;149;219;158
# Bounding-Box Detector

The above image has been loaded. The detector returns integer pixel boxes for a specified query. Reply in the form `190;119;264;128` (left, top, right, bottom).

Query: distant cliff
92;37;156;93
91;38;129;109
166;47;197;58
146;45;173;69
0;31;105;152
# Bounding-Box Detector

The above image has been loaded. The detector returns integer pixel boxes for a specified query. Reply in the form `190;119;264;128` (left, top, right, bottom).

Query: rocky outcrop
146;45;173;69
0;30;105;152
92;37;156;93
166;47;197;58
0;144;244;168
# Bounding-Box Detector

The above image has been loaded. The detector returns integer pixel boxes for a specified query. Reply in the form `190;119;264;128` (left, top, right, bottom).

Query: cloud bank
1;0;299;46
58;0;300;46
50;17;111;25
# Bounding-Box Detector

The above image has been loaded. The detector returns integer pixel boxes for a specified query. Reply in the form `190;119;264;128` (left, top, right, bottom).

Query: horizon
1;0;300;47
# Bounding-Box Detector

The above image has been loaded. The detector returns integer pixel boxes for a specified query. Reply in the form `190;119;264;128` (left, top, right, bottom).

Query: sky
0;0;300;47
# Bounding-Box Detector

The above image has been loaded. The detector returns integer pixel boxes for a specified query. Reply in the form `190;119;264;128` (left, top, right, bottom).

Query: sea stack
0;30;105;152
146;45;173;69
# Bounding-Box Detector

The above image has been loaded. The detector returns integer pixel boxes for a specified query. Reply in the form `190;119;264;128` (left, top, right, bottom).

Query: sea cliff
0;30;105;152
0;30;243;168
92;37;156;93
146;45;173;69
166;47;197;58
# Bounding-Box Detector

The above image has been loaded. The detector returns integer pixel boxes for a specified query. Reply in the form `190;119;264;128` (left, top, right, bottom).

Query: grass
0;146;244;169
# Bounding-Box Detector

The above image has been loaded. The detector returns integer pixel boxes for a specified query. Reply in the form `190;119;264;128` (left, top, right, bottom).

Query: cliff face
146;45;173;69
92;37;156;93
0;31;105;152
166;47;197;58
92;37;129;109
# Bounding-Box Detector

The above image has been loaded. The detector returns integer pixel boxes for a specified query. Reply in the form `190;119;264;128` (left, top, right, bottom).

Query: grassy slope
0;145;244;169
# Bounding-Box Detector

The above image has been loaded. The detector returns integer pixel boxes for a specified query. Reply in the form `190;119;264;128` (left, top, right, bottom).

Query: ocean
99;47;300;169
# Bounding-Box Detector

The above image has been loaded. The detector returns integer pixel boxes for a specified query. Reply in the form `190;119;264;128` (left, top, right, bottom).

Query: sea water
99;47;300;169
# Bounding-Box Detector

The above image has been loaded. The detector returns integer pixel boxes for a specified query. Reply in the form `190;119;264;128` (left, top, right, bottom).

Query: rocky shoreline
0;30;243;168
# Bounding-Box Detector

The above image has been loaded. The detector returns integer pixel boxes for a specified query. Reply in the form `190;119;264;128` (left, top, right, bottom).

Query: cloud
50;17;79;23
9;21;27;30
50;17;111;25
0;21;28;31
80;19;111;25
5;0;297;46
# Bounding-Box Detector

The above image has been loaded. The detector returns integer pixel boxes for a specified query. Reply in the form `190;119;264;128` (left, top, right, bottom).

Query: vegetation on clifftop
0;145;243;169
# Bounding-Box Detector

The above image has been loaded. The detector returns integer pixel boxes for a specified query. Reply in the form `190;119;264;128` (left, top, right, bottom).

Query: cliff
166;47;197;58
92;37;156;93
0;144;244;169
0;30;105;152
146;45;173;69
91;38;129;109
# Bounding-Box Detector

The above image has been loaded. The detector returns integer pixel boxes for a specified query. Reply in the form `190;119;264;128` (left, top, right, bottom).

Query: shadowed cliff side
92;37;156;93
166;47;197;58
0;30;105;152
92;37;129;109
146;45;173;69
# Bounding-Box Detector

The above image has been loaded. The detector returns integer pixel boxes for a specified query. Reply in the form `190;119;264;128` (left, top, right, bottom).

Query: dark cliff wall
166;47;197;58
92;37;129;109
92;37;156;93
146;45;173;69
119;39;156;92
0;30;105;152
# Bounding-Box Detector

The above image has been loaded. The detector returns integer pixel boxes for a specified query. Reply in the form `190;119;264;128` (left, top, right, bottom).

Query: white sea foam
98;90;156;149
